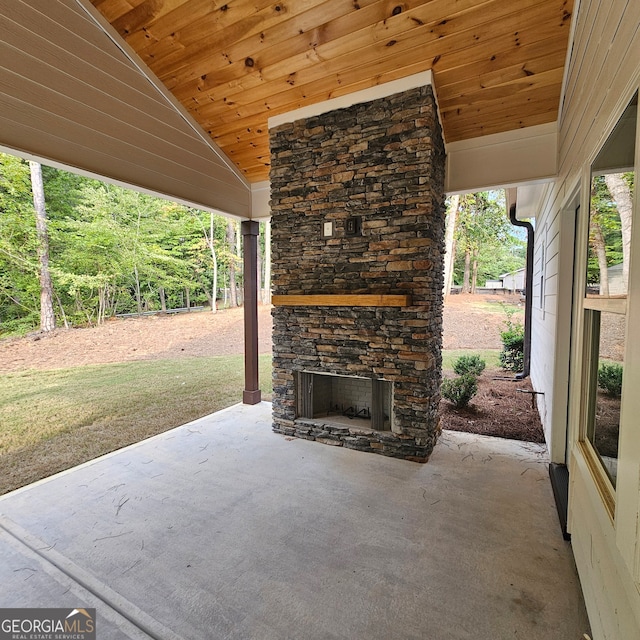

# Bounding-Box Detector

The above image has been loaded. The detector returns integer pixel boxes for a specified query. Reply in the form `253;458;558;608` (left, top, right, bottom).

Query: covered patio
0;2;600;636
1;402;589;639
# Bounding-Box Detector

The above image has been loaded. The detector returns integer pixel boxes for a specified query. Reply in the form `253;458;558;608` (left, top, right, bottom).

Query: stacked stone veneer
270;85;446;462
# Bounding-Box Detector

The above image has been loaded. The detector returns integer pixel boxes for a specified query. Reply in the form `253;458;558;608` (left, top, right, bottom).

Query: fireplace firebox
298;372;392;431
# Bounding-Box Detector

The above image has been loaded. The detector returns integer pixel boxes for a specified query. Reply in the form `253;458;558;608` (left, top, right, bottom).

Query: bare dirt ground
0;294;514;373
0;305;274;373
0;293;543;443
442;292;511;350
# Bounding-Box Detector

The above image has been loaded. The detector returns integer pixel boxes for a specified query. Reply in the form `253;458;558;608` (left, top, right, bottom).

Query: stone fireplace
270;83;446;462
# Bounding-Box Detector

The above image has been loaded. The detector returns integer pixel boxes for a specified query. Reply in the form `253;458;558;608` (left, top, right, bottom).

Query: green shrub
453;354;486;377
499;305;525;372
441;374;478;408
598;362;623;397
499;325;525;371
0;316;39;337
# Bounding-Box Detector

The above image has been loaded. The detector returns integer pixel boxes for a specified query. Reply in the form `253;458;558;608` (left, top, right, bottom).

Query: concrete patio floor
0;402;590;639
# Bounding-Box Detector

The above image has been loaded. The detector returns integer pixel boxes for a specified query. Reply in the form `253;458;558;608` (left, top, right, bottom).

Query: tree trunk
159;287;167;313
202;286;213;308
443;195;459;298
604;173;633;291
227;220;238;307
263;219;272;304
29;161;56;332
462;247;472;294
185;287;190;310
133;265;142;314
591;222;610;296
236;221;243;306
210;213;218;313
55;290;69;329
471;248;479;294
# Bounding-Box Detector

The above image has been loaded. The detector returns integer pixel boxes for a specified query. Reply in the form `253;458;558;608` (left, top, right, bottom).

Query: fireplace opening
297;372;392;431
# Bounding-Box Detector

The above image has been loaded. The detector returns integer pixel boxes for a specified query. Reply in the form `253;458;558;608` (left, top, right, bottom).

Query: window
580;94;636;501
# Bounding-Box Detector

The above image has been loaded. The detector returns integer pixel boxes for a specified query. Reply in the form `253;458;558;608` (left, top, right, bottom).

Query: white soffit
0;0;250;218
514;183;549;220
446;122;558;194
268;71;433;128
251;181;271;220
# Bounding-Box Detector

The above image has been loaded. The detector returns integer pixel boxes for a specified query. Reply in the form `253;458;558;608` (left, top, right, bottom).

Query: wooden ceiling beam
204;42;561;141
438;55;565;101
225;147;270;163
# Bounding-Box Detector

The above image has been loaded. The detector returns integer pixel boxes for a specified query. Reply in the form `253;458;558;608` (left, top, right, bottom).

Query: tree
0;151;270;333
29;161;56;332
604;173;633;291
191;211;219;313
453;192;516;292
0;154;40;331
443;195;459;298
588;174;629;294
226;219;238;307
589;215;610;296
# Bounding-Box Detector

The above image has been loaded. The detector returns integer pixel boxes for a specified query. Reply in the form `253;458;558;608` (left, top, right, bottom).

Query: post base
243;389;262;405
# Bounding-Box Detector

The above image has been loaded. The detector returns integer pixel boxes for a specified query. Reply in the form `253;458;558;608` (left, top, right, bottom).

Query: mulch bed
440;372;546;444
592;392;621;458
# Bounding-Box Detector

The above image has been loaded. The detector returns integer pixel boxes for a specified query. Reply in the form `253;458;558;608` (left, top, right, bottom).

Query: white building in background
499;268;526;292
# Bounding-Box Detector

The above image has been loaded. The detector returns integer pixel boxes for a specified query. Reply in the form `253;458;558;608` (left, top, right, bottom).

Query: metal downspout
509;203;534;379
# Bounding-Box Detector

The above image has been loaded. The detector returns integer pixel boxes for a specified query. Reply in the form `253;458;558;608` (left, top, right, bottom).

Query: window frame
574;92;638;522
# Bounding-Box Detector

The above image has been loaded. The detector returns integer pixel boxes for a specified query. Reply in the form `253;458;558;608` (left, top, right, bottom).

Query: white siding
0;0;251;218
532;0;640;636
531;194;560;450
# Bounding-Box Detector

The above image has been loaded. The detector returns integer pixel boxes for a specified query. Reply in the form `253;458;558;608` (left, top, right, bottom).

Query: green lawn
0;355;272;494
442;349;501;372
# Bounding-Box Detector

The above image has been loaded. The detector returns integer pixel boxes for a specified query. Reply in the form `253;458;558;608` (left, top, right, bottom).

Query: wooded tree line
443;191;526;294
0;153;271;335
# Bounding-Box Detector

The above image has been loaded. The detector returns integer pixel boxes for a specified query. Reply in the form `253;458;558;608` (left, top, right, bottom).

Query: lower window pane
585;310;625;486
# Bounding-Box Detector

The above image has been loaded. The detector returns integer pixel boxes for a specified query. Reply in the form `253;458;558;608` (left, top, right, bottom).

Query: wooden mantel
271;294;412;307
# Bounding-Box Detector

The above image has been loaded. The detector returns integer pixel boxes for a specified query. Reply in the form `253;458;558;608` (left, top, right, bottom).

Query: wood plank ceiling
91;0;574;183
